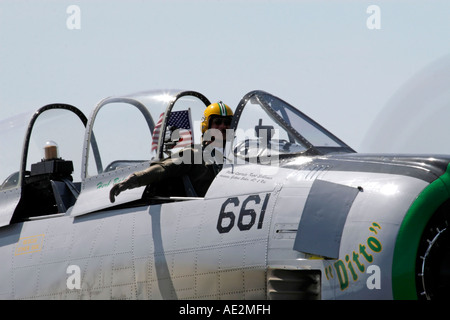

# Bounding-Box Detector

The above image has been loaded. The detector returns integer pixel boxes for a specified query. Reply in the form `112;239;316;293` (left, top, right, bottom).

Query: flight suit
109;146;221;202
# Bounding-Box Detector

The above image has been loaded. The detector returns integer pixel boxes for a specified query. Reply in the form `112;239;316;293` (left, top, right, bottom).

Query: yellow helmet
201;101;233;134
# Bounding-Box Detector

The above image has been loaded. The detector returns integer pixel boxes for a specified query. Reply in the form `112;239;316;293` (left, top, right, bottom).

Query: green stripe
392;163;450;299
218;101;227;116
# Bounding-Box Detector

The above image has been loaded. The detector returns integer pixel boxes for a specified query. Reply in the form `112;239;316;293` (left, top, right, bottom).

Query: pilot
109;101;233;202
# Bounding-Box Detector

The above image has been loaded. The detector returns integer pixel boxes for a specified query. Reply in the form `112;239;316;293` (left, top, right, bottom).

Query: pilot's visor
211;116;232;126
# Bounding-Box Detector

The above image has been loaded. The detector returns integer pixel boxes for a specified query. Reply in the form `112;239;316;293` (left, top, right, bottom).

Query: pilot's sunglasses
211;117;232;126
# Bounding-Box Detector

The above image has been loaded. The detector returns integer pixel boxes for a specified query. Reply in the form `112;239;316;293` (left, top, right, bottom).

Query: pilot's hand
109;174;139;203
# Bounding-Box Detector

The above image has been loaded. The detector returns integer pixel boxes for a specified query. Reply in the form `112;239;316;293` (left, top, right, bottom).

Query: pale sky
1;0;450;153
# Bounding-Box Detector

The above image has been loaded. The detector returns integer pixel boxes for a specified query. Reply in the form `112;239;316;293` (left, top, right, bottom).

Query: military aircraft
0;89;449;300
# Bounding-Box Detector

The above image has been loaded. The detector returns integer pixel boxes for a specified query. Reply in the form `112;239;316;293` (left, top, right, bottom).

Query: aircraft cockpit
228;90;355;165
70;90;211;216
0;89;354;226
0;91;213;224
0;104;88;225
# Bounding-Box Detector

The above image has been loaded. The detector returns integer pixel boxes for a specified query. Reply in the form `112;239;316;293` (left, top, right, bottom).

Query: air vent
267;268;321;300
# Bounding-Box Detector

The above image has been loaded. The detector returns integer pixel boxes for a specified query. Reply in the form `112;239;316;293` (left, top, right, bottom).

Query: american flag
151;112;164;152
151;110;193;152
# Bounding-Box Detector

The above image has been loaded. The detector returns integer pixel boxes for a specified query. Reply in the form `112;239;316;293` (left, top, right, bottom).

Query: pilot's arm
109;165;161;203
109;150;195;203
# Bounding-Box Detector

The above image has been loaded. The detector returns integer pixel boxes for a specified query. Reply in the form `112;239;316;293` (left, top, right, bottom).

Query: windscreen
261;93;344;148
231;92;352;162
231;97;308;163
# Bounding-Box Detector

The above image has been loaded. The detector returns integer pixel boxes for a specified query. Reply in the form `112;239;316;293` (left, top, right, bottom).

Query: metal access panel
293;179;360;259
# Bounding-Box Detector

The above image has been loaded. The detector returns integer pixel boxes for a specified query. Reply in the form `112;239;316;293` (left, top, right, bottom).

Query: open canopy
0;90;354;225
